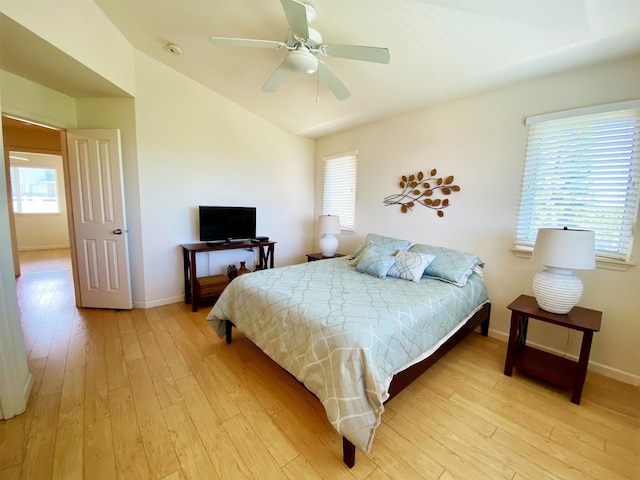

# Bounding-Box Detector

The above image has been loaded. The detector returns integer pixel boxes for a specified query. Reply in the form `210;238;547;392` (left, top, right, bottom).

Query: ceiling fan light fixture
285;48;318;74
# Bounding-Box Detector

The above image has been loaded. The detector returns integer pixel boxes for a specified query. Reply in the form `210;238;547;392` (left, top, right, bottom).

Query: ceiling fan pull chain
316;71;320;103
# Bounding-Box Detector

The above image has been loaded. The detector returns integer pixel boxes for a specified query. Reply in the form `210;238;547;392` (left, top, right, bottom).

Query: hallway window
10;166;60;214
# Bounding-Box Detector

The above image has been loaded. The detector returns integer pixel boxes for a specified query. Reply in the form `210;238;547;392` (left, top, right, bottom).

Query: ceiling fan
209;0;391;100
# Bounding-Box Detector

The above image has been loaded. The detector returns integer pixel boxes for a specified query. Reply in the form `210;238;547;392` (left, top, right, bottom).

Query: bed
206;235;490;467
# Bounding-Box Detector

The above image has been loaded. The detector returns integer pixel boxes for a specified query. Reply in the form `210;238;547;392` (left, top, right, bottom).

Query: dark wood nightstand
306;252;345;262
504;294;601;404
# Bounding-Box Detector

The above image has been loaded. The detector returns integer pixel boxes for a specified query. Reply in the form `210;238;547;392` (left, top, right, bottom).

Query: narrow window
323;151;357;232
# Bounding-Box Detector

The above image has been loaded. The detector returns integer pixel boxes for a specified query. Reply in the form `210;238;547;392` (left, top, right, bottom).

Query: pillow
355;247;397;279
409;244;484;287
349;233;413;266
387;250;435;283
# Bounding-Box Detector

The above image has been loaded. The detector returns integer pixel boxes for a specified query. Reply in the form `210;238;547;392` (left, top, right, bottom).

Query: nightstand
306;252;345;262
504;294;601;404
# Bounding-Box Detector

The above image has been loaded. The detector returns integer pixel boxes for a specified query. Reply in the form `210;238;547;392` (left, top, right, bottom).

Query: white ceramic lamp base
319;234;338;257
532;267;583;314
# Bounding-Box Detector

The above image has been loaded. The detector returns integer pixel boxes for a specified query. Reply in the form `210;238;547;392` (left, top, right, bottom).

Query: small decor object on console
238;261;251;276
227;264;238;280
383;169;460;217
318;215;341;257
531;227;595;314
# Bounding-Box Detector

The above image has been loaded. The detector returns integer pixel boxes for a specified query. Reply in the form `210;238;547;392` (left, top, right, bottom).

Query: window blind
516;106;640;262
323;152;357;232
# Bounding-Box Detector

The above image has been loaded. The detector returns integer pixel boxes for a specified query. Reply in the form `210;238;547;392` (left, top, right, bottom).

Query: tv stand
181;240;276;312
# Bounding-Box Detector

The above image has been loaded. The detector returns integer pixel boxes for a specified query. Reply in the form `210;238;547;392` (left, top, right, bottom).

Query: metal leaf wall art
383;169;460;217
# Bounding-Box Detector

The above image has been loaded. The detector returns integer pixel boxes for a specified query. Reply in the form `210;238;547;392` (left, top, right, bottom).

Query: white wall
128;51;315;307
1;0;135;97
1;71;77;129
0;81;32;419
315;55;640;384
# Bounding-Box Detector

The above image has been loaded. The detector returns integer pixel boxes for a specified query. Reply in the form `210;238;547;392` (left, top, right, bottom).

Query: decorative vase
227;264;237;280
238;261;250;276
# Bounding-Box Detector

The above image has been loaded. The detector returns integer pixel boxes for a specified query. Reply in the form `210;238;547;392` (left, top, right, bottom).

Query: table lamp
319;215;341;257
532;228;595;314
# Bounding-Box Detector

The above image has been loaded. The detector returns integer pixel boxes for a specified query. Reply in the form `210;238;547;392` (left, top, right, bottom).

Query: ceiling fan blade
322;44;390;64
318;62;351;101
210;37;287;50
280;0;309;40
261;62;290;93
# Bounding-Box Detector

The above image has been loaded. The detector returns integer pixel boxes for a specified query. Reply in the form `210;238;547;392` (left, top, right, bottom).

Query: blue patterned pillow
387;251;435;283
349;233;413;266
409;244;484;286
355;247;397;279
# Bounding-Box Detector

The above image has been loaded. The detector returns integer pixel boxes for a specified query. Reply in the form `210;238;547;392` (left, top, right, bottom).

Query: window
10;166;60;214
515;101;640;264
323;151;357;232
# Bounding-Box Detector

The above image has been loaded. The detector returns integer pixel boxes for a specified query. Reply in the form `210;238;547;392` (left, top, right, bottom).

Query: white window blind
516;103;640;263
10;166;60;214
323;151;357;232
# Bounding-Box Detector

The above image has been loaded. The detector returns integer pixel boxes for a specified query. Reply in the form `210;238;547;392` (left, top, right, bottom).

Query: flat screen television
199;206;256;244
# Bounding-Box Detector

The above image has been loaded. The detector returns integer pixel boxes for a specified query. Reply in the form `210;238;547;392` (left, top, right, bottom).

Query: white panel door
67;129;132;309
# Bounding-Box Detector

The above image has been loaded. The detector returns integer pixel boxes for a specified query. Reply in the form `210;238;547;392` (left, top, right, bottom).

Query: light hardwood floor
1;249;638;479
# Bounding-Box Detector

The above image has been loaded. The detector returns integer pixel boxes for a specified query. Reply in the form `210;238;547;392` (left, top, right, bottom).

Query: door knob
113;229;123;235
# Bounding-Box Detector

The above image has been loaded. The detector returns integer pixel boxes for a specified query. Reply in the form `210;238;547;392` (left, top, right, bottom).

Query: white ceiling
4;1;640;138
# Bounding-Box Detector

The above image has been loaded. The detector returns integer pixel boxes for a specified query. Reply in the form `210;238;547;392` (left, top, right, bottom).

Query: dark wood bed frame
224;302;491;468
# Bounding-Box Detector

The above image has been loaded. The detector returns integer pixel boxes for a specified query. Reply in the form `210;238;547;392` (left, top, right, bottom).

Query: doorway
2;115;70;283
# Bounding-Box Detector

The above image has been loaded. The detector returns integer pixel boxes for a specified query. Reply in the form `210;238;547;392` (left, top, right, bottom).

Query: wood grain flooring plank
162;402;220;480
137;330;183;409
0;464;21;480
84;418;117;480
146;314;192;381
271;407;364;480
159;470;186;480
0;394;37;469
19;392;60;480
282;455;323;480
127;358;180;479
38;327;71;396
172;375;253;480
161;316;240;422
103;310;129;391
120;327;144;362
204;353;299;467
108;385;151;480
491;428;602;480
387;390;554;480
550;428;639;480
84;314;110;426
51;366;84;480
221;414;288;480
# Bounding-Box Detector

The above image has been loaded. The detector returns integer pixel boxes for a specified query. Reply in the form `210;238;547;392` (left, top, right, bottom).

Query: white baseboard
487;328;639;386
133;295;185;309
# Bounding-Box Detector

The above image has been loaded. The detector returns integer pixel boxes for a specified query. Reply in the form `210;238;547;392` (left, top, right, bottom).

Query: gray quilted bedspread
206;257;489;452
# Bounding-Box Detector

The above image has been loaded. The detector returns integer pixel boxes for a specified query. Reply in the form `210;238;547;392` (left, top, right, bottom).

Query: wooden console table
504;294;601;404
181;241;275;312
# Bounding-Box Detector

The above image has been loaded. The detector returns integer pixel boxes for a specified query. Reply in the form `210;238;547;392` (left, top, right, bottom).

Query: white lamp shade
319;215;341;235
532;228;595;270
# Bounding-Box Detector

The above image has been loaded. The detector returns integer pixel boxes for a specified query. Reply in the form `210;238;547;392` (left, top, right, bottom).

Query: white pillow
387;250;435;283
